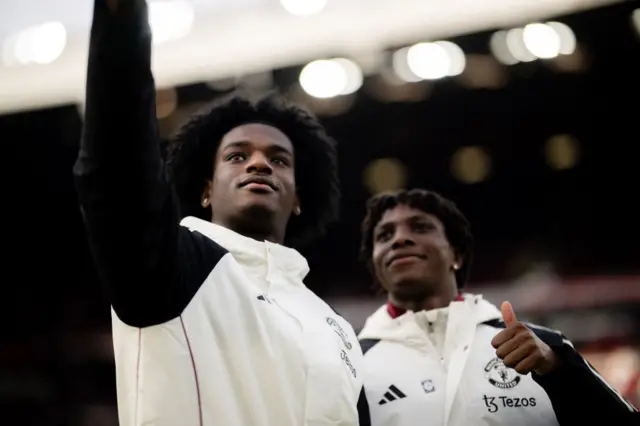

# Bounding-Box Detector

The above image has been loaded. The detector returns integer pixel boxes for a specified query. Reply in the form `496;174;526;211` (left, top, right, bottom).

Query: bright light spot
27;22;67;64
490;30;519;65
492;22;576;65
149;0;194;45
280;0;327;16
300;60;346;98
363;158;407;194
547;22;576;55
406;42;451;80
523;23;561;59
434;41;466;76
392;47;422;83
2;22;67;66
299;58;362;99
451;146;490;184
332;58;363;95
506;28;536;62
546;134;579;170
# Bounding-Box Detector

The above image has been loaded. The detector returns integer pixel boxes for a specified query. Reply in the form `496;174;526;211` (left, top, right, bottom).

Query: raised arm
73;0;206;327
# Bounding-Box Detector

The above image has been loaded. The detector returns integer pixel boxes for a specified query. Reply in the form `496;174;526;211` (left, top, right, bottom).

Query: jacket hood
358;293;502;343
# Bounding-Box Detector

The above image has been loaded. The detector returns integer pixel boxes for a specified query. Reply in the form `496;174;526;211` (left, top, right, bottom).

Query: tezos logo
484;357;521;389
483;395;537;413
326;317;352;350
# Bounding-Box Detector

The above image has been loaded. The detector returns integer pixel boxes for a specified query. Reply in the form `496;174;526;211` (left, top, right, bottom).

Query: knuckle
516;330;528;341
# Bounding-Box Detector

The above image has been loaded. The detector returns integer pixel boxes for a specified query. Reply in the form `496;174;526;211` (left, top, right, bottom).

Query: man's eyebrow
221;141;251;150
221;141;293;156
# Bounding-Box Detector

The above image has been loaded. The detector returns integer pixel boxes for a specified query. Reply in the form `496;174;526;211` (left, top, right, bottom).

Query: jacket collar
180;216;310;281
358;293;502;343
386;293;464;318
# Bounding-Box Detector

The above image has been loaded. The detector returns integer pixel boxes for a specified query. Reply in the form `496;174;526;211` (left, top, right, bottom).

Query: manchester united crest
484;357;521;389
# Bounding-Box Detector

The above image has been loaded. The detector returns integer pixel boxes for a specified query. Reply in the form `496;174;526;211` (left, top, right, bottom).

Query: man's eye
413;222;433;232
376;230;391;241
271;156;289;166
226;153;245;162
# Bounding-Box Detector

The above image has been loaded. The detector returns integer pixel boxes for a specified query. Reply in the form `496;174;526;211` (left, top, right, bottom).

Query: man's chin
226;203;277;239
238;198;278;216
389;275;431;299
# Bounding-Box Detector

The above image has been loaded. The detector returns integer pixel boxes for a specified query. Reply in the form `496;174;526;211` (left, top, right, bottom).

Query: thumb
501;301;518;326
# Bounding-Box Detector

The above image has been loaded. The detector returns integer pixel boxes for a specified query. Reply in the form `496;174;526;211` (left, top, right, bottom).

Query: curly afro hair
359;188;474;288
165;91;340;249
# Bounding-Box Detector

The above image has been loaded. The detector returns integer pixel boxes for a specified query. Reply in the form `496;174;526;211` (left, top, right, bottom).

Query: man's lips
239;176;277;192
386;253;426;267
244;182;274;193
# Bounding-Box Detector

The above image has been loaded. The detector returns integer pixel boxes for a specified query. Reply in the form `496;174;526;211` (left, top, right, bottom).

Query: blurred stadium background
2;0;640;424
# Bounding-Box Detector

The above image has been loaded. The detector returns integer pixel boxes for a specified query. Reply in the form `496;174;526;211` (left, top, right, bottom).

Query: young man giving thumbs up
356;189;637;426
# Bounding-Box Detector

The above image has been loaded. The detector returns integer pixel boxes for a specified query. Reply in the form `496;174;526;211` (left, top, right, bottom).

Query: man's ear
201;180;213;208
292;194;301;216
452;251;463;271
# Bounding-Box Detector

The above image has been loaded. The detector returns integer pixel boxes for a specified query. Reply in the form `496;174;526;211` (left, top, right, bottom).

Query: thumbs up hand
490;301;560;376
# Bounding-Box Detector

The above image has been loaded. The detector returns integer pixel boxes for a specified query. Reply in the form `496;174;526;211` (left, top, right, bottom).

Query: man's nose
391;227;416;249
245;152;272;174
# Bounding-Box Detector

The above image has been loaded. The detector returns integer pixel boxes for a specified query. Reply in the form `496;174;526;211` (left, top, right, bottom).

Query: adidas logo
378;385;406;405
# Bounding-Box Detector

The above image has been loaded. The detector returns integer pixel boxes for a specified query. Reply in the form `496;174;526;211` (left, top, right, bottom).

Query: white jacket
357;294;635;426
111;217;363;426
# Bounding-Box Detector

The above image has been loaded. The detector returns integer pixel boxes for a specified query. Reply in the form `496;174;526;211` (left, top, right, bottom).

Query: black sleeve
357;387;372;426
73;0;225;327
360;339;381;355
357;339;380;426
530;325;638;425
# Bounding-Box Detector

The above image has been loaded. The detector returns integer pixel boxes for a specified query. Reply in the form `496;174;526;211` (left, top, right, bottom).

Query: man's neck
388;284;459;315
237;228;279;244
214;215;284;245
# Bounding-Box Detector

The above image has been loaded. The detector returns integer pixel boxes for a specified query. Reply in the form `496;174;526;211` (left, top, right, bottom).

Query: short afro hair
166;92;340;248
359;188;474;288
